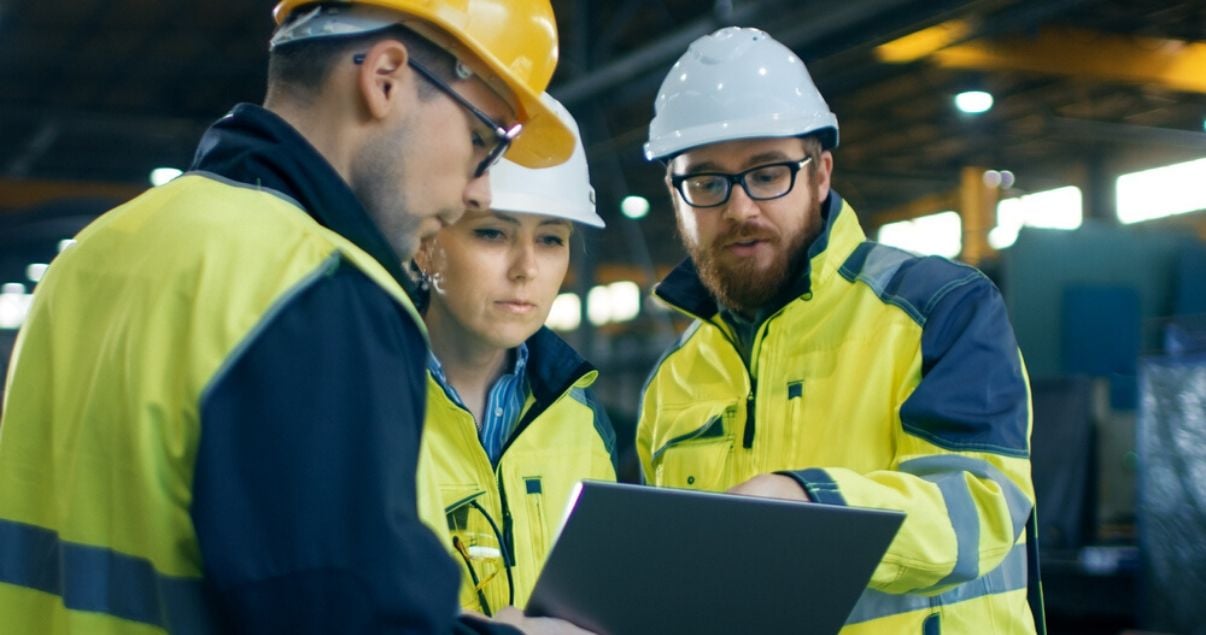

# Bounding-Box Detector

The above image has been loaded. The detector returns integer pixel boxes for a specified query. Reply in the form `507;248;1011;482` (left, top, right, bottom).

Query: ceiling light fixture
149;167;183;186
955;90;993;114
621;195;650;220
26;263;49;283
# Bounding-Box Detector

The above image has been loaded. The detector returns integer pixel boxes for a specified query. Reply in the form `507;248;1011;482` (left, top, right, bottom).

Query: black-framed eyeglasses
354;53;522;178
670;156;813;208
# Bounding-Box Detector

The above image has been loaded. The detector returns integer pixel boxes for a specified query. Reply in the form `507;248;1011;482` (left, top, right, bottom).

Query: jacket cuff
777;469;846;505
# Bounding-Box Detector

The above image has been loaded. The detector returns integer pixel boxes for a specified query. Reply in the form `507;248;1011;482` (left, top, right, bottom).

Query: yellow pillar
959;166;998;266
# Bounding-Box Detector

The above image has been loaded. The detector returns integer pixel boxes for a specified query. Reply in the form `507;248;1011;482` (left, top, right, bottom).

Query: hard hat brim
409;15;574;169
645;114;839;162
491;192;606;228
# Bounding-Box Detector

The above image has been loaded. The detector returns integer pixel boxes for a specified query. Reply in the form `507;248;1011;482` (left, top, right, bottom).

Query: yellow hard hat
272;0;573;169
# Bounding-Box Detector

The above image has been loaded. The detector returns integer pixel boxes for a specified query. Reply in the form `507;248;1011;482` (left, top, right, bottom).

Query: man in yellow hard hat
0;2;587;633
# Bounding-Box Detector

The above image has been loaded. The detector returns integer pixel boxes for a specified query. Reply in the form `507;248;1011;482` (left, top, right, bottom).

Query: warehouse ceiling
1;0;1205;290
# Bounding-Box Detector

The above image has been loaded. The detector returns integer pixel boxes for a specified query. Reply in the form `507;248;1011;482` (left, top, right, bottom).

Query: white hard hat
644;26;839;161
491;94;605;228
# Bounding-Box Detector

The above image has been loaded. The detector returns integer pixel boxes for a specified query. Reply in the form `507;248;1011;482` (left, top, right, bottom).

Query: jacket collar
189;103;415;294
524;327;597;406
653;190;865;321
490;327;599;460
425;327;596;412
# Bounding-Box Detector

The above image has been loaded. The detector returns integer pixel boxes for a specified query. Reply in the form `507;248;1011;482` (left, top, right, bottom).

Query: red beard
680;196;822;316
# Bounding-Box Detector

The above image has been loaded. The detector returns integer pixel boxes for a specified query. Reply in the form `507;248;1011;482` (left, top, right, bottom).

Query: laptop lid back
527;481;904;635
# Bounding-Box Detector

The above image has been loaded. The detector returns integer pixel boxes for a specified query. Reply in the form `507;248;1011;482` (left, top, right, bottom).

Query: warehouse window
546;293;582;331
877;211;962;258
1116;157;1206;224
546;281;643;332
989;186;1083;249
0;283;33;330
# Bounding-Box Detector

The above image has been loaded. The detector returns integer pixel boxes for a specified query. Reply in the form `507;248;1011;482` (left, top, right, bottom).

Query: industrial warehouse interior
1;1;1204;633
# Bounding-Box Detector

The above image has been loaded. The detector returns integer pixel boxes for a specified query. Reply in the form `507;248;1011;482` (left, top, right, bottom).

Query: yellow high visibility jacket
637;192;1040;634
417;327;617;613
0;105;474;633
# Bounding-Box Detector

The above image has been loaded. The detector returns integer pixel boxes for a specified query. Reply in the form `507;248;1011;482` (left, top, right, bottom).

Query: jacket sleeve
783;275;1034;596
192;263;519;634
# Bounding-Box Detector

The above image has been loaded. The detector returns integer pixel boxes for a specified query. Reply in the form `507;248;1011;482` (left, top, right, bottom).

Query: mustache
717;221;780;247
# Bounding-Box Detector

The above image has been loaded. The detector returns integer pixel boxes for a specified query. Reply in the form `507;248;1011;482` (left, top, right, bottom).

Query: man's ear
356;40;411;120
815;150;834;202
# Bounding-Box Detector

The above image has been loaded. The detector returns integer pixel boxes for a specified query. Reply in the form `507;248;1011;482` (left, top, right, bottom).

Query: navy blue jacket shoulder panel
842;242;1030;457
194;262;462;632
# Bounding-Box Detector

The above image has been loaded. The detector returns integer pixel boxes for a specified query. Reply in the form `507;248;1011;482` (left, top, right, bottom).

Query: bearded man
635;27;1044;635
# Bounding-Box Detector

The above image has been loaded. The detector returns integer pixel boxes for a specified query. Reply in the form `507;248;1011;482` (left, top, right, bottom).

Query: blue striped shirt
428;343;530;464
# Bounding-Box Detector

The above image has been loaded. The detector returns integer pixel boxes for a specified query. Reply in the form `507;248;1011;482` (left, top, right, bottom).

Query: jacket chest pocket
651;407;736;491
440;488;509;612
522;476;549;562
784;379;806;448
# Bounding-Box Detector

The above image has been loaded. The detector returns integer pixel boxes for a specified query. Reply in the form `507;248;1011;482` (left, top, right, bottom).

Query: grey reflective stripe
846;541;1029;625
854;244;914;293
844;244;924;324
0;518;214;634
900;454;1032;545
924;469;981;588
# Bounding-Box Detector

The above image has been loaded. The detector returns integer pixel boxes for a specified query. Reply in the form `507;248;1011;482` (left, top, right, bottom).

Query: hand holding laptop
726;473;811;501
493;607;597;634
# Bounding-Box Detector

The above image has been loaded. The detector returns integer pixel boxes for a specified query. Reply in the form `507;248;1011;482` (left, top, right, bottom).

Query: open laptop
526;481;904;635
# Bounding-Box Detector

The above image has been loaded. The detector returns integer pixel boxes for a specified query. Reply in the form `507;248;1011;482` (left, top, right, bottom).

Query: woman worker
414;95;616;616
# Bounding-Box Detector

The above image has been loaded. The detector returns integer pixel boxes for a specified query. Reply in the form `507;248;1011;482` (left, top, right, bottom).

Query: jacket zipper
448;396;514;568
442;355;593;574
491;370;582;566
743;318;774;449
658;264;815;456
496;471;517;567
743;380;757;449
709;319;759;450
